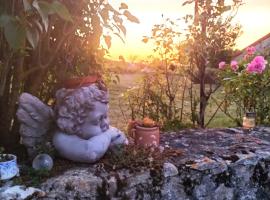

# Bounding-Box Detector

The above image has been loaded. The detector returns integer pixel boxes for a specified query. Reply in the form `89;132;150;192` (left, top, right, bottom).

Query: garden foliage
123;0;243;130
123;18;193;131
219;47;270;125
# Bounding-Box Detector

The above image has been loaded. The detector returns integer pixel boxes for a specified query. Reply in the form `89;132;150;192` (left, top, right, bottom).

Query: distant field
108;73;142;131
108;73;237;133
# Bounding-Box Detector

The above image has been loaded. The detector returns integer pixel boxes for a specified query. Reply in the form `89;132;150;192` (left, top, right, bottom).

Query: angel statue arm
53;127;127;163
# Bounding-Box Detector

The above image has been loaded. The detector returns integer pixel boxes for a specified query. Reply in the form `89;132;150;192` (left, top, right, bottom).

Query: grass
108;73;142;131
108;73;237;133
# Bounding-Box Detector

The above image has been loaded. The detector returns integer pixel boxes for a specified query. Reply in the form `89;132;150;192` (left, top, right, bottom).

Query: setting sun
108;0;270;61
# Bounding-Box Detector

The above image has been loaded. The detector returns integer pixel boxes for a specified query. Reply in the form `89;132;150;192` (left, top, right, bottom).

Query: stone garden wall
34;127;270;200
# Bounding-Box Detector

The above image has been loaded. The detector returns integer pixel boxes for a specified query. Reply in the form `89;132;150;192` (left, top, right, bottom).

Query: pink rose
230;60;238;71
218;61;226;70
246;46;256;55
246;56;267;74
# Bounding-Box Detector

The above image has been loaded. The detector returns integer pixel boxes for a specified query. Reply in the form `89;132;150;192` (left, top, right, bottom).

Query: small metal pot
0;154;19;180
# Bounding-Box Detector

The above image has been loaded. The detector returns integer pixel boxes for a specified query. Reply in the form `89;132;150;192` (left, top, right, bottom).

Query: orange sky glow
107;0;270;61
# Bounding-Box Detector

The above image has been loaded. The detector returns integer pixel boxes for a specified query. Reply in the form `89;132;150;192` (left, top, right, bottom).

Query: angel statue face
54;83;110;140
79;100;109;138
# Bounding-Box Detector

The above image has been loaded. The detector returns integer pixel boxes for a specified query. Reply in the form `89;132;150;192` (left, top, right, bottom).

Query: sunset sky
107;0;270;61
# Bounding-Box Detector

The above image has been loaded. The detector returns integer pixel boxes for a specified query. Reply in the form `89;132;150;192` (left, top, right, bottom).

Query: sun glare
107;0;270;61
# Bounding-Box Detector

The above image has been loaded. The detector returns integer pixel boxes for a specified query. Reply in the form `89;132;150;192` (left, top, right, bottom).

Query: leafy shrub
218;47;270;124
122;71;192;131
101;145;182;171
162;119;194;131
13;166;51;187
120;18;194;131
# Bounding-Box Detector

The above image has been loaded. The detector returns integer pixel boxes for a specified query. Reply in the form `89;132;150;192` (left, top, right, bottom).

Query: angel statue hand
109;126;128;147
53;130;114;163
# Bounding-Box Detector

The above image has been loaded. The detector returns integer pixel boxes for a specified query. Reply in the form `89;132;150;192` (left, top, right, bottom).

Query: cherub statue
16;82;128;163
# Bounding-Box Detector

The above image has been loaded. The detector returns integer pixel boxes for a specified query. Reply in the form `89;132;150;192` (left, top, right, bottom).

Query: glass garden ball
32;154;53;171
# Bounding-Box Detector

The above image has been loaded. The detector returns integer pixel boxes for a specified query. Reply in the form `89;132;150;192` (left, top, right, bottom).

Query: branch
205;97;224;127
0;52;13;96
21;65;46;80
118;96;128;123
206;83;220;99
43;25;76;69
211;96;241;126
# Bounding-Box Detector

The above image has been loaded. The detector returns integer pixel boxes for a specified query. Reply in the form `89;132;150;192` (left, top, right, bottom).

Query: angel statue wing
16;93;54;158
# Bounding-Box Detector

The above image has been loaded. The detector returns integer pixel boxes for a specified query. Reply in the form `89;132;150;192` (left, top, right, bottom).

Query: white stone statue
16;82;128;163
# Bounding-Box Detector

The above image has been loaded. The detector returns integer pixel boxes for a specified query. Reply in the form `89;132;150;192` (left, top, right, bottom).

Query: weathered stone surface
39;168;103;199
3;127;270;199
213;184;234;200
0;184;44;200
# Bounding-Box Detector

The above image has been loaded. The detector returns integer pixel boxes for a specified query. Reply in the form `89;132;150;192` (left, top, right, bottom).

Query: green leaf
33;0;51;31
51;1;73;22
100;8;109;24
182;0;194;6
117;23;126;35
223;5;231;12
113;32;125;44
113;14;123;24
4;18;26;50
119;3;128;10
0;15;12;27
34;19;43;32
123;10;140;23
105;4;120;15
26;25;40;49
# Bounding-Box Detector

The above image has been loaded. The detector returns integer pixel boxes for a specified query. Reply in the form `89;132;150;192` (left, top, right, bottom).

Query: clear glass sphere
32;154;53;171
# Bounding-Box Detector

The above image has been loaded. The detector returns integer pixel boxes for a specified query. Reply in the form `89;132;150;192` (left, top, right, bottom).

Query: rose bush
218;47;270;124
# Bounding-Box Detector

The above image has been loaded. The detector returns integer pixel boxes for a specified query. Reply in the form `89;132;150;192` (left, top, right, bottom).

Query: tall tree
183;0;242;127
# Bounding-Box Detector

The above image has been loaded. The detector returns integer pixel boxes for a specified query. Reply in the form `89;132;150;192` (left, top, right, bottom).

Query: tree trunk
5;56;24;151
0;72;12;149
198;7;207;128
180;78;187;122
199;92;207;128
198;61;207;128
